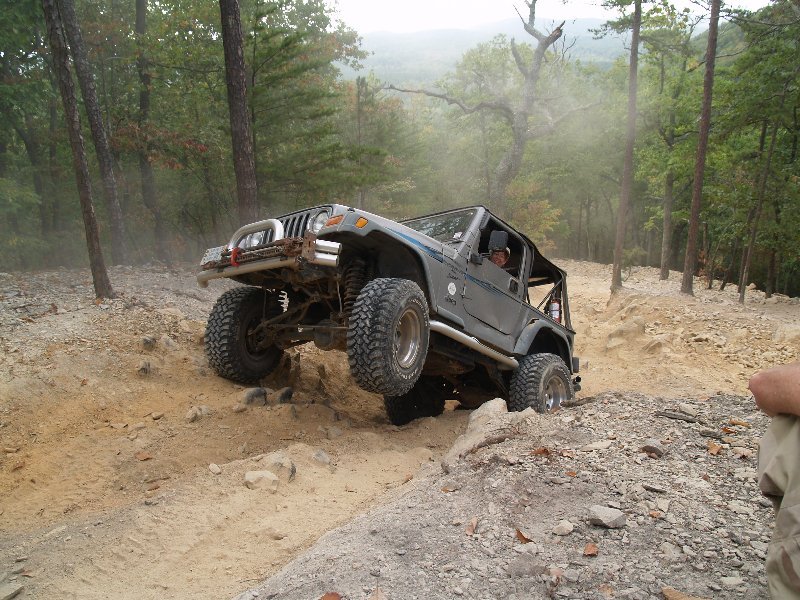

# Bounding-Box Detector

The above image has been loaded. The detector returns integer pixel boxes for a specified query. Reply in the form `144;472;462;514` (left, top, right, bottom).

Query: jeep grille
263;208;327;242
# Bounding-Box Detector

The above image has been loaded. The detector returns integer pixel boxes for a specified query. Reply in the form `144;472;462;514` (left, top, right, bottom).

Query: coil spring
343;258;368;316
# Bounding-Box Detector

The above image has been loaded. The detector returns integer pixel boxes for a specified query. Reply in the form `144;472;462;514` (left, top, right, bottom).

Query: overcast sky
329;0;771;33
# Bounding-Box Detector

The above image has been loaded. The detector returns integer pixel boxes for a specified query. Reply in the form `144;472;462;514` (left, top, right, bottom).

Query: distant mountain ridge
341;18;627;85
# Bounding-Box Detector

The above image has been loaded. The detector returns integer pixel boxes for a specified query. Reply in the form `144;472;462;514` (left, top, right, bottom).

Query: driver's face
490;251;507;267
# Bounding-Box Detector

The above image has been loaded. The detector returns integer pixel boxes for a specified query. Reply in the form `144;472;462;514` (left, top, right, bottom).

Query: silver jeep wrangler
197;205;580;425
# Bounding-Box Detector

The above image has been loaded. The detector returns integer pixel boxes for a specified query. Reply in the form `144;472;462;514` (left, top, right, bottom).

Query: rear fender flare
513;321;573;372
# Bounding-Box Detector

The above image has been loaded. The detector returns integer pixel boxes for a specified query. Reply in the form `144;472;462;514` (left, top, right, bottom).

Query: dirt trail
0;261;797;599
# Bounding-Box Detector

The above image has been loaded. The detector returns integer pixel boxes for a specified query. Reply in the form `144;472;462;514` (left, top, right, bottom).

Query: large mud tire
347;278;429;396
205;286;284;384
508;353;573;413
383;376;449;426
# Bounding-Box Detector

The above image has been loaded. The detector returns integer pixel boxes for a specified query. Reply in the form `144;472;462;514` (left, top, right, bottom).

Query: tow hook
573;375;582;392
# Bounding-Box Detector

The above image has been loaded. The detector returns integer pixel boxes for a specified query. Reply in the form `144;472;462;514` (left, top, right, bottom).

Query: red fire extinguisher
548;294;561;323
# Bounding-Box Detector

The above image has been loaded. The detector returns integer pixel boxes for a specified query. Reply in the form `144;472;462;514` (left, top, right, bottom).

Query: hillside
341;18;626;85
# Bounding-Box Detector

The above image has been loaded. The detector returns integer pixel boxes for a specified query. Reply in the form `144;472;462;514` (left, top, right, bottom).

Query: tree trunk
611;0;641;292
219;0;259;224
739;121;779;304
659;170;675;279
59;0;128;265
135;0;169;262
42;0;114;298
48;86;62;232
681;0;720;295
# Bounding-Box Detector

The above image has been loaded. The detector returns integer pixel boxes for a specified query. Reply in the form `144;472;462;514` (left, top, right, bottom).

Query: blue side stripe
391;230;444;263
465;274;504;296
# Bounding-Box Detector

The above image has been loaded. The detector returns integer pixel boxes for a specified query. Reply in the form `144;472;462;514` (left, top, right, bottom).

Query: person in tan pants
751;362;800;598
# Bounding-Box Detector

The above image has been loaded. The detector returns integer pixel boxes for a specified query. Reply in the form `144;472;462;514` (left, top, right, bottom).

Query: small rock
588;505;626;529
159;334;178;350
268;386;294;404
244;470;279;492
185;405;212;423
313;449;331;465
678;403;699;417
0;583;24;600
136;361;151;376
508;556;548;577
580;440;613;451
261;451;296;482
553;520;575;536
151;412;164;421
326;426;344;440
141;336;157;351
640;438;665;458
232;403;248;414
243;388;268;406
263;527;287;540
720;576;745;588
209;463;222;475
642;483;667;494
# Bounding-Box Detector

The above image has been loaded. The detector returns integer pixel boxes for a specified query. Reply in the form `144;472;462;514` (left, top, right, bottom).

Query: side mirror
488;230;509;252
470;253;483;265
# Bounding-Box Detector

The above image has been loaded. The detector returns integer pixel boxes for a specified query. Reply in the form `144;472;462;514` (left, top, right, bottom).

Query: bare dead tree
388;0;582;210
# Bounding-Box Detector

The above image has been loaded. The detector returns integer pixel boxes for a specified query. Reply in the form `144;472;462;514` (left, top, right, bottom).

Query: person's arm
749;362;800;417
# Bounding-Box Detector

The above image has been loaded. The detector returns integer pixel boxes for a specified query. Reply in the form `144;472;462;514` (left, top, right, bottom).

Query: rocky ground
0;260;798;599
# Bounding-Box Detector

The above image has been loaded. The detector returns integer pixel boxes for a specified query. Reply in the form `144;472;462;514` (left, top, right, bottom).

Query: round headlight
240;231;264;249
309;209;330;233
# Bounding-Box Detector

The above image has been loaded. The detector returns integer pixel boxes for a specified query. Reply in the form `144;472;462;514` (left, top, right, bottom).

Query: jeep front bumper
196;218;341;288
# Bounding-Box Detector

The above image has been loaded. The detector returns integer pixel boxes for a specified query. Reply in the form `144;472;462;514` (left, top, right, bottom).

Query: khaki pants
760;415;800;598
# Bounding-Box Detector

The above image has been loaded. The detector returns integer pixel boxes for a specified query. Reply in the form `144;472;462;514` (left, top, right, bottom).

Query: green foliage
0;0;796;297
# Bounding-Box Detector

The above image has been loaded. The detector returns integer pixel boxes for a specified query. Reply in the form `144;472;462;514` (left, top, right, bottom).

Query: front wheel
508;353;573;413
205;286;284;384
347;278;429;396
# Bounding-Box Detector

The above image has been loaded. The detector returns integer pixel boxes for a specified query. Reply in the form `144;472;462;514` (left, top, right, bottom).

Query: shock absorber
342;258;368;317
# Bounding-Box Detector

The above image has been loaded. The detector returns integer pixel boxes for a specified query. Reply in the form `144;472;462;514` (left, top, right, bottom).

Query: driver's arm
750;362;800;417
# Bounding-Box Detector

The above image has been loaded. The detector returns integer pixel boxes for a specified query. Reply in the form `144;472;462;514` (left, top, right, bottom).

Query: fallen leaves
728;418;751;428
320;593;342;600
134;451;153;462
515;528;532;544
531;447;552;456
706;440;722;456
662;586;711;600
583;542;599;556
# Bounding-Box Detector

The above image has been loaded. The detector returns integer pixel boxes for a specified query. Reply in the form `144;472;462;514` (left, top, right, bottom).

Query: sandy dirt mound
0;260;797;599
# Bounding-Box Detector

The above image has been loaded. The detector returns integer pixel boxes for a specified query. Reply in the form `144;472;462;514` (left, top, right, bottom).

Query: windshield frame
401;208;479;244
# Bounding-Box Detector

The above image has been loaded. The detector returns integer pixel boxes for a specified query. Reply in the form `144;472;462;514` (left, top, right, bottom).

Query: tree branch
527;101;601;139
510;39;529;77
515;2;545;43
386;84;514;121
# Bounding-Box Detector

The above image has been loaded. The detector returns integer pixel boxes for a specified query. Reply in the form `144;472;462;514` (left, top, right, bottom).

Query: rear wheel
508;353;573;413
205;286;284;384
347;278;429;396
384;376;449;426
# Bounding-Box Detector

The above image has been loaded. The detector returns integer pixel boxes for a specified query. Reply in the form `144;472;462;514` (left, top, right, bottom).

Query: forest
0;0;798;297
